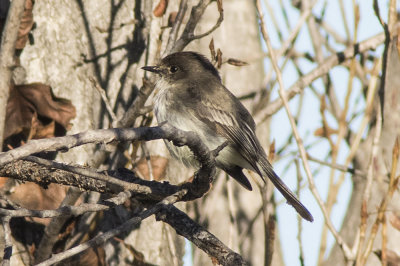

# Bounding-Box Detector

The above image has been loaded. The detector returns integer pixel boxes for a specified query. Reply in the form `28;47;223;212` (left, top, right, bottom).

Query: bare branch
118;78;155;128
164;0;188;55
169;0;224;54
89;77;118;126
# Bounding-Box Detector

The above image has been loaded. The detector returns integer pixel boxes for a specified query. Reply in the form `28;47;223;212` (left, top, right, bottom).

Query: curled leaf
209;38;215;61
16;0;35;50
136;155;168;181
153;0;168;17
4;83;76;149
216;48;222;69
167;11;178;26
227;58;249;67
216;0;223;13
389;213;400;231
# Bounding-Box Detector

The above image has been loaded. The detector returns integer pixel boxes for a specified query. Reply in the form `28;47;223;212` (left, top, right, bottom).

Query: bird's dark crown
160;51;221;81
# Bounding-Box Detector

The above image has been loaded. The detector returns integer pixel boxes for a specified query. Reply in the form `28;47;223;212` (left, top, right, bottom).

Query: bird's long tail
258;159;314;222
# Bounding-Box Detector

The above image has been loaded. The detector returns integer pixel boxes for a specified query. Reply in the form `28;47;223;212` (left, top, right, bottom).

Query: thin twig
164;0;188;55
170;0;224;54
307;154;366;177
118;78;155;128
89;77;118;126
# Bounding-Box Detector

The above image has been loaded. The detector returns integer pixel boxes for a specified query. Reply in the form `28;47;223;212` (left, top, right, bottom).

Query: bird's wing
194;86;266;176
192;86;314;222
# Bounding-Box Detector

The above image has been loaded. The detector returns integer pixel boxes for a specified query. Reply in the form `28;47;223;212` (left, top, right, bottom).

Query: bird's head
142;51;221;83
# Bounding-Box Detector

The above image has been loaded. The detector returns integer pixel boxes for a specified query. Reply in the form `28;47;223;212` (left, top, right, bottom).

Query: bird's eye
169;66;179;73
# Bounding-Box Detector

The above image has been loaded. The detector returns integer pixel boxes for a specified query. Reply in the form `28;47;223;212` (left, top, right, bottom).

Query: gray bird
142;51;313;222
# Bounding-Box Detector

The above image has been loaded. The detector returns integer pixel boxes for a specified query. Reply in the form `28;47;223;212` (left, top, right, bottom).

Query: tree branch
169;0;224;54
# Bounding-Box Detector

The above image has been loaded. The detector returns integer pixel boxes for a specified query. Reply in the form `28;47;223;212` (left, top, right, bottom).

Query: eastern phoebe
142;51;313;222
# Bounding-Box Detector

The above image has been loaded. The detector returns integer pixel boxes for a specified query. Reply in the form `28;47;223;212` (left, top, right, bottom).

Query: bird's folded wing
195;97;265;176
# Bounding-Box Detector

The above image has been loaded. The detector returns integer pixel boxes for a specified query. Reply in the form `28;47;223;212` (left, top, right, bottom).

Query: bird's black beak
142;66;161;74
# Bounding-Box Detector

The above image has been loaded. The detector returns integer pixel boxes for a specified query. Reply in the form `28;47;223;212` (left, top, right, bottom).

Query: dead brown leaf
136;155;168;181
389;213;400;231
167;11;178;26
60;246;106;266
209;38;215;61
153;0;168;17
268;140;276;162
15;0;35;50
4;83;76;148
314;126;338;137
9;182;67;225
227;58;249;67
216;48;222;69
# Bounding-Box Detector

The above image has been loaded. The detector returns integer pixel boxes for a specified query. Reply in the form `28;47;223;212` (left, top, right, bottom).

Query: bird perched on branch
142;51;313;222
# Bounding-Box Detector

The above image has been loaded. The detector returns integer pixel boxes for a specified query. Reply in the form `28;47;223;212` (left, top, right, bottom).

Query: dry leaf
209;38;215;61
216;0;223;13
227;58;249;67
61;247;106;266
4;83;76;149
136;155;168;181
389;213;400;231
153;0;168;17
16;0;35;50
216;48;222;69
314;126;338;137
167;11;178;26
9;183;67;225
268;140;276;162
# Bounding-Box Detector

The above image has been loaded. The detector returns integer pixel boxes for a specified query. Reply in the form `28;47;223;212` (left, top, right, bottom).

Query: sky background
267;0;389;265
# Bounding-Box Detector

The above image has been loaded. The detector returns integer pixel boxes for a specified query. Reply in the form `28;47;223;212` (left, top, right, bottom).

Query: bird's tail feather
258;160;314;222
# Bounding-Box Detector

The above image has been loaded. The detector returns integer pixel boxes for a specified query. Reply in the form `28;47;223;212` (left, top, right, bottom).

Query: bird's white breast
153;78;252;171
